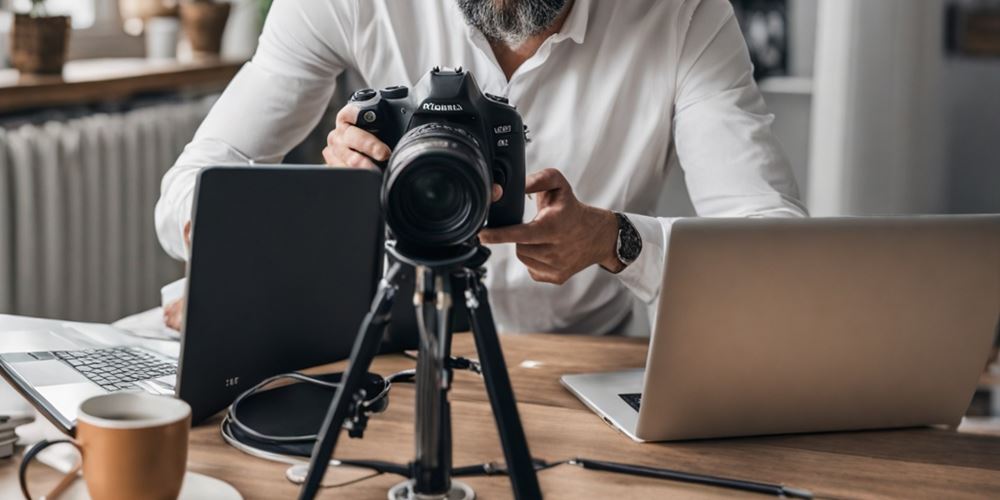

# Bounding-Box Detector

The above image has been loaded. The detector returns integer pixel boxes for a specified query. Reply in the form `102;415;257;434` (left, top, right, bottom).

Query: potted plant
11;0;71;74
180;0;232;58
118;0;180;36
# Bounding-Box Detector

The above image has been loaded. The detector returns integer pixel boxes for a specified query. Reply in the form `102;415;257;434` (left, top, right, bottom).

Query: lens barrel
383;123;492;249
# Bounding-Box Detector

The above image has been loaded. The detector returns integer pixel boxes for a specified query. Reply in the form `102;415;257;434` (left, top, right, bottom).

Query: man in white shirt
156;0;807;335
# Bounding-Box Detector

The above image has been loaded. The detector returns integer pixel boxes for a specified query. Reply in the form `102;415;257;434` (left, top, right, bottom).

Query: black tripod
298;242;542;500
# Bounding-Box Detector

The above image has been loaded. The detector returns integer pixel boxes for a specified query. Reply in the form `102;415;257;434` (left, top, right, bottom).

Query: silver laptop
0;315;178;430
562;216;1000;442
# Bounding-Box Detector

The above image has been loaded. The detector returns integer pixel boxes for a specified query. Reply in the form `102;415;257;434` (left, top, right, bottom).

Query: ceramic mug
19;392;191;500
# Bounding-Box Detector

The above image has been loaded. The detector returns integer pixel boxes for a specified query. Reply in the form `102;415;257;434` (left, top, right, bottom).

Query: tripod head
385;239;491;272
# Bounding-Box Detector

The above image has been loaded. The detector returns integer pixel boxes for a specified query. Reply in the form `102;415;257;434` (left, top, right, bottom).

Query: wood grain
5;333;1000;499
0;58;242;113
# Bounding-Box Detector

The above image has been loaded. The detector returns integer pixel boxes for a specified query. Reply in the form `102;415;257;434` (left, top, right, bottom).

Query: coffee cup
19;392;191;500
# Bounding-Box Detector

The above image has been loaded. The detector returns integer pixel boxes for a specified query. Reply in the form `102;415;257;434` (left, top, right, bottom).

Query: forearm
155;137;254;260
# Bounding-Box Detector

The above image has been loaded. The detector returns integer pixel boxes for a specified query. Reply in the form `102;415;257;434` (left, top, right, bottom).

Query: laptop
1;166;388;431
562;216;1000;442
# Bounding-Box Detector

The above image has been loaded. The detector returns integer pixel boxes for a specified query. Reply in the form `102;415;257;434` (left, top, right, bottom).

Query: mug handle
18;439;83;500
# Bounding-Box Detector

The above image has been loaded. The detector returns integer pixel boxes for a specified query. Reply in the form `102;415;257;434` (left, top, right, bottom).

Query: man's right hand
322;103;392;168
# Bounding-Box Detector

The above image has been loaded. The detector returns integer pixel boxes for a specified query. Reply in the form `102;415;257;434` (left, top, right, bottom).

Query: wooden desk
5;333;1000;499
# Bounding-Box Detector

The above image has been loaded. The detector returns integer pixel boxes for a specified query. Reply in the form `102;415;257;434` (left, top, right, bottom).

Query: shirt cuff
612;213;676;304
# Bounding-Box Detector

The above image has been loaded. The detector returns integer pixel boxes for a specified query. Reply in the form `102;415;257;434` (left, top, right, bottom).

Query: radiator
0;98;214;322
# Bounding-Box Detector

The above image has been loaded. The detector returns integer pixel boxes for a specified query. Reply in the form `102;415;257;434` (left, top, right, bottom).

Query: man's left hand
479;168;623;285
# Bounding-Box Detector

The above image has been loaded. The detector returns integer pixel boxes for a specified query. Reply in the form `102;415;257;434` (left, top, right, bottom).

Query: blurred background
0;0;996;324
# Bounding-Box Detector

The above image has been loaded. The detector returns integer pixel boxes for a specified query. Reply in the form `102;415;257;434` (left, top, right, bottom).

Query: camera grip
487;161;525;228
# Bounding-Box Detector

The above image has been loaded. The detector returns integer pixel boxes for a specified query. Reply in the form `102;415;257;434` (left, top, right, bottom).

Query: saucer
61;470;242;500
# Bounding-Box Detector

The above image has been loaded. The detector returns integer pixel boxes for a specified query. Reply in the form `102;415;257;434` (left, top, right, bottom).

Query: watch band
613;212;642;267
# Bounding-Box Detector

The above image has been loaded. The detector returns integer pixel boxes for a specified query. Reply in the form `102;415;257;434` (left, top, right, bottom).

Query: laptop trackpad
14;360;86;387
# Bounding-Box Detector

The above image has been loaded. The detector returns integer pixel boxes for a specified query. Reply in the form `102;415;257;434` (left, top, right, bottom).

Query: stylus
568;458;814;499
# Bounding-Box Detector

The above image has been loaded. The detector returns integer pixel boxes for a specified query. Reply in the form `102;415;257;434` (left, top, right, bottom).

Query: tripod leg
412;267;454;495
298;264;402;500
465;277;543;500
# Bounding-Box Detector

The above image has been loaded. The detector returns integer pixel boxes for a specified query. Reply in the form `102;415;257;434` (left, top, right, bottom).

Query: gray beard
456;0;569;45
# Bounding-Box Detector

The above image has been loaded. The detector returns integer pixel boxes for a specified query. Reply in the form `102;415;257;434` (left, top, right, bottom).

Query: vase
11;14;71;75
180;2;232;57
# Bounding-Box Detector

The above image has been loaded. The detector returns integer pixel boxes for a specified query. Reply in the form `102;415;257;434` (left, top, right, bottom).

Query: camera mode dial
381;86;409;99
484;93;509;104
351;88;377;102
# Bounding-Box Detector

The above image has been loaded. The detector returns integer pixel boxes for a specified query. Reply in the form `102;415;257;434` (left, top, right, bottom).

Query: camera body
350;67;527;251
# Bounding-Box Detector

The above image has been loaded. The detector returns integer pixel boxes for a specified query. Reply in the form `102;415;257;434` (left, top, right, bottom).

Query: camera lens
399;167;470;234
384;123;491;249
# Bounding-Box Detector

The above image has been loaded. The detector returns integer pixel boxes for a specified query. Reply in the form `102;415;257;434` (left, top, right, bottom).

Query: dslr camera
350;67;527;257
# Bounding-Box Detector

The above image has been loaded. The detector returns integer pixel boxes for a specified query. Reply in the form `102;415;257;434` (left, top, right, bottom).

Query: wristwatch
613;212;642;268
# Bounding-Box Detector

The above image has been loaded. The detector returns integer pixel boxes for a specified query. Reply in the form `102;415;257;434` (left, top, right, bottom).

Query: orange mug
20;392;191;500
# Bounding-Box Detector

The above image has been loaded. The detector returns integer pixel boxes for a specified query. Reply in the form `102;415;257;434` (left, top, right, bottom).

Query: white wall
942;58;1000;214
809;0;948;216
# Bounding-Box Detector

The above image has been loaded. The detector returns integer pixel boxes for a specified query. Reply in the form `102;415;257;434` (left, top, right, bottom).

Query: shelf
0;58;243;113
758;76;814;96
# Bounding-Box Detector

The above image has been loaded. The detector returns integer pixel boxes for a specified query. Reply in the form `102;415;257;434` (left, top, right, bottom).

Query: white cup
146;16;180;60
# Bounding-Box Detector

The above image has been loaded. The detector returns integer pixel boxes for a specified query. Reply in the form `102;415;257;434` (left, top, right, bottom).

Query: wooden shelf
758;76;814;96
0;58;243;113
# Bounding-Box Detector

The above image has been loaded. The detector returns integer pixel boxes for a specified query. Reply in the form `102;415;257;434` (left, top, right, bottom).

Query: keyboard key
54;347;176;390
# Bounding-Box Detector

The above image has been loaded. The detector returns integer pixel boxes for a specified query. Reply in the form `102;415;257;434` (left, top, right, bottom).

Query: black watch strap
614;212;642;267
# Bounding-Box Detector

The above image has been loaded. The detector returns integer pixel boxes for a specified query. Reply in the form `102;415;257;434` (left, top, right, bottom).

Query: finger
341;126;391;161
322;146;338;166
525;265;562;285
516;245;559;268
163;299;185;330
479;220;549;245
519;255;560;279
492;184;503;203
335;103;361;127
525;168;568;195
328;143;376;169
183;221;192;250
343;149;377;169
515;243;558;264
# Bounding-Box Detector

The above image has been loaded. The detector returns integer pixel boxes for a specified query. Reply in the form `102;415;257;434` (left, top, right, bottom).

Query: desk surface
5;333;1000;499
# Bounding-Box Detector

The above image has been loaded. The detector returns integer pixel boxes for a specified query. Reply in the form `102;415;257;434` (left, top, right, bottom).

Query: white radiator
0;99;214;322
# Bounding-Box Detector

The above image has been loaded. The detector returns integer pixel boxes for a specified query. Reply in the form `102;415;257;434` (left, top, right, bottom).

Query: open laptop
0;166;388;430
562;216;1000;442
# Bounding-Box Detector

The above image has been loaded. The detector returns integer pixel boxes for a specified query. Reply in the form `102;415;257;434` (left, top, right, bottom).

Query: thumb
525;168;568;195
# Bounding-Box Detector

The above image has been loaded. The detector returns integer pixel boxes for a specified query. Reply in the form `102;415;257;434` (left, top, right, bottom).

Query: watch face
616;213;642;265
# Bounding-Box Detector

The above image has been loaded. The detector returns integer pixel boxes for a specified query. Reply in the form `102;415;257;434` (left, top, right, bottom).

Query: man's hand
323;104;392;168
479;168;622;285
163;221;193;331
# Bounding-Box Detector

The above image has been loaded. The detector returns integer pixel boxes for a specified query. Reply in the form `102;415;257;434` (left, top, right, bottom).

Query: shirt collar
553;0;591;45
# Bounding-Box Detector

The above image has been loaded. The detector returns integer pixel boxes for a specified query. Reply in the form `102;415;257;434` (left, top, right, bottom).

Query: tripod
298;242;542;500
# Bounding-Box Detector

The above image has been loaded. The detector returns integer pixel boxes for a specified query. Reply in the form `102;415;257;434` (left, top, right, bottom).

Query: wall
942;58;1000;214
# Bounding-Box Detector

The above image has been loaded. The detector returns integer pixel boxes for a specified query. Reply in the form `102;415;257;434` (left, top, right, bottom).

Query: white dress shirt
155;0;807;335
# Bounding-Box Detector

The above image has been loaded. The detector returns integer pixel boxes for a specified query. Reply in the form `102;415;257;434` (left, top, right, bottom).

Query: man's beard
456;0;569;45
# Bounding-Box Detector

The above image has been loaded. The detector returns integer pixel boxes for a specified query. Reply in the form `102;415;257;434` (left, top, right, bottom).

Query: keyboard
53;347;176;392
619;393;642;412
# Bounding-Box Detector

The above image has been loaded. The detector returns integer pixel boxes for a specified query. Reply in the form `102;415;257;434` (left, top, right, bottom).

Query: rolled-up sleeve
614;0;808;304
154;1;355;260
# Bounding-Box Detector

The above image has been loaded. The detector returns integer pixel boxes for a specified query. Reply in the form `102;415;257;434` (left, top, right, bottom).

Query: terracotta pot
180;2;231;56
11;14;70;75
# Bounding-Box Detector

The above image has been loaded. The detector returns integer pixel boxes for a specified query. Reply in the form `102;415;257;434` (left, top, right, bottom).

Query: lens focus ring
383;123;492;249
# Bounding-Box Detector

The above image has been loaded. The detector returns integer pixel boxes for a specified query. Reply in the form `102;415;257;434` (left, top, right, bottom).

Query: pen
568;458;814;499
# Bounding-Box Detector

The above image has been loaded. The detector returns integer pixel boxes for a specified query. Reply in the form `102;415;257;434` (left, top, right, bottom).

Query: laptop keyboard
619;393;642;412
53;347;176;392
